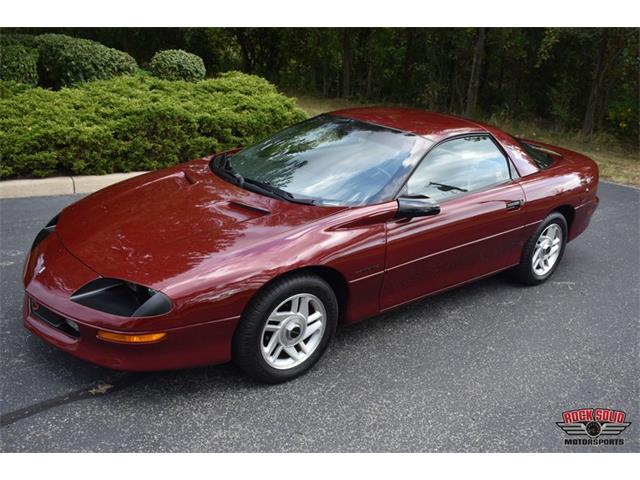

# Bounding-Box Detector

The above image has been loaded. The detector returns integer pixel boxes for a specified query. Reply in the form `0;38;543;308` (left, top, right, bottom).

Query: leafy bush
0;44;39;85
37;34;137;89
0;72;307;178
149;49;206;82
0;80;34;99
0;33;40;49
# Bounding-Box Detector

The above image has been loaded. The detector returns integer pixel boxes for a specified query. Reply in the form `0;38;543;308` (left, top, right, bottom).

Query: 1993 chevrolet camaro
23;108;599;383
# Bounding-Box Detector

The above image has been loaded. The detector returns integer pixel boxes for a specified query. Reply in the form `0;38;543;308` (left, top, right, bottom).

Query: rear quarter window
518;140;555;170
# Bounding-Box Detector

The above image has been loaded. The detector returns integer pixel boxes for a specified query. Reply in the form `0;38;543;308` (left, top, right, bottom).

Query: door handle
506;200;523;211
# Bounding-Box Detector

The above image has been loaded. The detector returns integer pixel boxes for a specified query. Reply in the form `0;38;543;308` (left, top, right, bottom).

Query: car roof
329;107;488;142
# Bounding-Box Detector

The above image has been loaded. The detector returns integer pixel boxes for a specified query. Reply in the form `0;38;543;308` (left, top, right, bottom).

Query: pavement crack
0;373;147;428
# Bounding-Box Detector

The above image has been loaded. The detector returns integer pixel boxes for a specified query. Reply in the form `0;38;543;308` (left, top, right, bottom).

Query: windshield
223;115;430;206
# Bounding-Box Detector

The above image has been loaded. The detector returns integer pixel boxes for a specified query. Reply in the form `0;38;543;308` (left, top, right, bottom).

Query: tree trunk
322;60;329;97
465;27;486;118
403;28;414;93
582;31;608;135
585;30;627;134
447;58;456;112
235;31;254;73
596;80;612;131
366;29;374;99
342;28;352;99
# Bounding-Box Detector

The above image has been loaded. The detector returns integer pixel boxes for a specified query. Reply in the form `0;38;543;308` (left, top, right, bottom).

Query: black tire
514;212;568;285
232;272;338;384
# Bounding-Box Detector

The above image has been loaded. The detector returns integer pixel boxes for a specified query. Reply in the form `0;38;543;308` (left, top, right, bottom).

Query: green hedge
37;34;137;89
0;72;307;178
0;44;39;85
0;33;41;49
149;49;206;82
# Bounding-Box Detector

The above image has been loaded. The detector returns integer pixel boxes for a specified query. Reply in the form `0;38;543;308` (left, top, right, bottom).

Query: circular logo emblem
586;421;602;438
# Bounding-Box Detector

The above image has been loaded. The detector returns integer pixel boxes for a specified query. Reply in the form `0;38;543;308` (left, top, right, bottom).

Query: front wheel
514;212;568;285
232;273;338;384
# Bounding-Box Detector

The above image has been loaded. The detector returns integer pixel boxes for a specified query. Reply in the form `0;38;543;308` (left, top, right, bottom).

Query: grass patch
290;93;639;187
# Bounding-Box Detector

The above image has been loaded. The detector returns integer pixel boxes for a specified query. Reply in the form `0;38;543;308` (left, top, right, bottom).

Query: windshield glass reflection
228;115;430;206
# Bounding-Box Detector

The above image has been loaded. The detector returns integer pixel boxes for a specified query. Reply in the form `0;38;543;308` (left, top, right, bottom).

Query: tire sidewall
233;274;338;383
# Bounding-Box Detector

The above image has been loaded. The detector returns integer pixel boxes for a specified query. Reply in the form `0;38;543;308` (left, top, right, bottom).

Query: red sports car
23;108;599;383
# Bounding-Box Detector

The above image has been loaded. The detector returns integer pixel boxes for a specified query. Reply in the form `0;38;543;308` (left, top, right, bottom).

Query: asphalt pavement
1;182;638;452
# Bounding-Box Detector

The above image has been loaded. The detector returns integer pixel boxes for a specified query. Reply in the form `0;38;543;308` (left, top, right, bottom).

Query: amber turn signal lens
96;330;167;344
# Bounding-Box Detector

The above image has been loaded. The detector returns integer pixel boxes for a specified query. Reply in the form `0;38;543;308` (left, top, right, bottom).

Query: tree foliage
1;27;638;140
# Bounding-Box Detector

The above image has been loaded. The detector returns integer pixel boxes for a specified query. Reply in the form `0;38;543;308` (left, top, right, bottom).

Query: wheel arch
248;265;349;323
552;205;575;235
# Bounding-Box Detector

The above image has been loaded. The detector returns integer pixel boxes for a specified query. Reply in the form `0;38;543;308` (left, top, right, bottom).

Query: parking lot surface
1;182;638;452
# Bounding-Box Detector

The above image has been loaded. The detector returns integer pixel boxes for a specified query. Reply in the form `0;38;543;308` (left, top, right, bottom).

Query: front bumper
23;296;237;371
23;233;238;371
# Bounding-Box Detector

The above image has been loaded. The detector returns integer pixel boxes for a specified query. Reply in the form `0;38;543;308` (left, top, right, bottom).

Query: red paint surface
23;108;599;371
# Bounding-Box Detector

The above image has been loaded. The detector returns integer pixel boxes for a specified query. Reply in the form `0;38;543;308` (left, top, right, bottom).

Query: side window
517;139;555;169
403;135;511;202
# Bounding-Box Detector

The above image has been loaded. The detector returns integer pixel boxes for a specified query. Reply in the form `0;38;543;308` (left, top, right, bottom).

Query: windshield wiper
428;181;467;193
212;154;245;185
213;154;315;205
243;177;316;205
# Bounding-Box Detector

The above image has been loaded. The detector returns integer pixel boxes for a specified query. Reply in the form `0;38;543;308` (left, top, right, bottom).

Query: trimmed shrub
202;70;283;95
0;80;34;99
0;33;40;49
37;34;137;89
0;44;39;85
0;72;307;178
149;49;206;82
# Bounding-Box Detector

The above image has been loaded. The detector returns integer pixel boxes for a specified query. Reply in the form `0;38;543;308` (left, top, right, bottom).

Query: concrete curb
0;172;148;199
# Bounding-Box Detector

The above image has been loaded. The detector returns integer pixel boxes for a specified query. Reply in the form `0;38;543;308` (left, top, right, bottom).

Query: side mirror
396;195;440;219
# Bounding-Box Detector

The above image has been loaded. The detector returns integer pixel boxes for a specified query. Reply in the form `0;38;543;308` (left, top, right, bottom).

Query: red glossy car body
23;108;599;371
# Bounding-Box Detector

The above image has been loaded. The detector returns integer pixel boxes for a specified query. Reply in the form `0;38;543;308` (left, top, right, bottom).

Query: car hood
56;159;343;291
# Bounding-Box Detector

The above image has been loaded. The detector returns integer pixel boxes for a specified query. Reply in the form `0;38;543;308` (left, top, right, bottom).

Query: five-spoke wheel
531;223;563;276
514;212;568;285
233;273;338;383
260;293;326;369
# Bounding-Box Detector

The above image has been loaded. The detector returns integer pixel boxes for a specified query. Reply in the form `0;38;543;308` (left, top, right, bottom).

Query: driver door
381;134;528;310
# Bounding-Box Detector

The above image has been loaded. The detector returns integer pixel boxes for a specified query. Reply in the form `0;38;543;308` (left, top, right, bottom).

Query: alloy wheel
260;293;326;370
532;223;563;276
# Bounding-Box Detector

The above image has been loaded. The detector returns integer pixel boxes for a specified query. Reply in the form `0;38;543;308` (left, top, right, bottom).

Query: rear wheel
232;273;338;383
514;212;568;285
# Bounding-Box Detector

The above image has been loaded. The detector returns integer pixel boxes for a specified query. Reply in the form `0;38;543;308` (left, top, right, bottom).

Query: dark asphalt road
1;182;638;452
